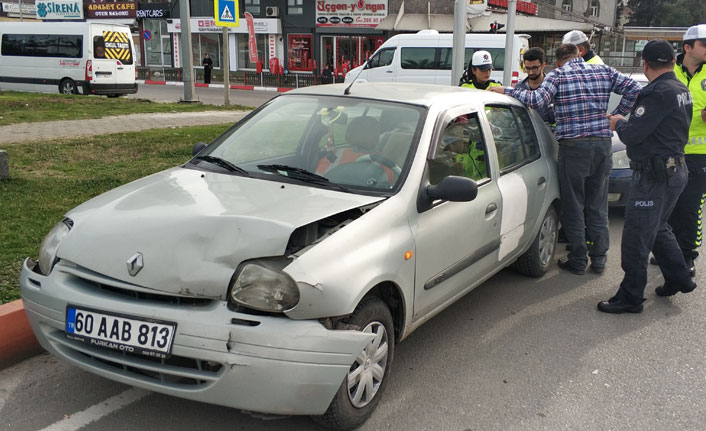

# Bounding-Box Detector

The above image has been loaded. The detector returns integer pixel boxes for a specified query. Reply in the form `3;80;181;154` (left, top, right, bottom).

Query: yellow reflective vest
674;57;706;153
585;53;603;64
460;80;502;90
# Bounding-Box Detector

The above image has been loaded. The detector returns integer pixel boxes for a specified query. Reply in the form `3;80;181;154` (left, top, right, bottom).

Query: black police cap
642;39;675;64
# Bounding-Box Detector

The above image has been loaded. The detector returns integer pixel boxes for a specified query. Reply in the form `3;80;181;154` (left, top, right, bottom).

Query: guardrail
137;67;342;88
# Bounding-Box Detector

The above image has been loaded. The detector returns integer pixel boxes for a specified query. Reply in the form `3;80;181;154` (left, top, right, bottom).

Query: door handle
485;203;497;214
386;70;393;73
537;176;546;186
117;67;124;70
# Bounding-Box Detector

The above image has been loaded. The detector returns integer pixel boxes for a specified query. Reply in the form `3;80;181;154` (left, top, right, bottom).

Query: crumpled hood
58;167;381;299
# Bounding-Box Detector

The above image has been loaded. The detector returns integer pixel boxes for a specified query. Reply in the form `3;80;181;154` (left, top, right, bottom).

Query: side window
400;47;437;70
368;48;394;69
93;36;106;59
486;105;538;172
429;113;488;185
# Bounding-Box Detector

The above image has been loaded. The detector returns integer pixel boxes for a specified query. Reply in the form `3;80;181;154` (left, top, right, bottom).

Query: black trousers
668;154;706;262
617;165;692;304
204;67;212;84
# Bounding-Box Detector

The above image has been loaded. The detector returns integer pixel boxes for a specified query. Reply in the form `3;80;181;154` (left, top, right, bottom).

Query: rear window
93;31;133;64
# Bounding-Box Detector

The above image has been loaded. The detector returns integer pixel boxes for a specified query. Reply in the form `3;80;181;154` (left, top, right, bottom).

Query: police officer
459;50;502;90
599;39;696;314
562;30;603;64
657;24;706;276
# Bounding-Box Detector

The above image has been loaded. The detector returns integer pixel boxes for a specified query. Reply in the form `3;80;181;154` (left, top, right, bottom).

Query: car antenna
344;58;369;95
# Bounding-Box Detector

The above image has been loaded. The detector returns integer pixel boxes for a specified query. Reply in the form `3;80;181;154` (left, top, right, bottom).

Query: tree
627;0;706;26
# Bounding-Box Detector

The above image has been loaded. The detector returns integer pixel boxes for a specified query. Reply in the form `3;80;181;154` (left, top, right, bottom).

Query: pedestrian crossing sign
214;0;238;27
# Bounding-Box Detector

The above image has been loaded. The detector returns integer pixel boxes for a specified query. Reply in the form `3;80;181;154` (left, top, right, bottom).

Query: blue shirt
506;58;642;140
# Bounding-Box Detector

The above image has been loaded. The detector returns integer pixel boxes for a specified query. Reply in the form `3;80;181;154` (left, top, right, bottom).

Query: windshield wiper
192;155;249;175
257;164;351;192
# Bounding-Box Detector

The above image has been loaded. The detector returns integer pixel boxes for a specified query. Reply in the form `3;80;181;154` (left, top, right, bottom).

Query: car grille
47;330;224;389
60;263;214;307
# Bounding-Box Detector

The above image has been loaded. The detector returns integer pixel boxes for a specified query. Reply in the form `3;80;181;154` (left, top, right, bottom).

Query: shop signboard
136;2;169;19
2;1;38;16
35;0;83;19
316;0;388;28
86;0;137;19
167;17;280;34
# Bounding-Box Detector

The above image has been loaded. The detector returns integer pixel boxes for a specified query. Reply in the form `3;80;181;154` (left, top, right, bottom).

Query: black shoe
597;297;644;314
655;281;697;297
557;258;585;275
590;264;605;274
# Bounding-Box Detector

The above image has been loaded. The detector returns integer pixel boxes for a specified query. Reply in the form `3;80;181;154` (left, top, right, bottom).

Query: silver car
20;83;560;430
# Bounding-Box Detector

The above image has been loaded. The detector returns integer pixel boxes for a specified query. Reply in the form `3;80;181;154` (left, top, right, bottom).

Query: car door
485;104;549;259
363;47;396;82
411;107;503;321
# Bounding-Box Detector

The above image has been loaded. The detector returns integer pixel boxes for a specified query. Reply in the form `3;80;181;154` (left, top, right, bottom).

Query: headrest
346;116;380;150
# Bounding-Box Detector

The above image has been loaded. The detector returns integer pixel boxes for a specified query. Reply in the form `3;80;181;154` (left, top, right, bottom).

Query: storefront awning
377;12;593;33
623;26;688;41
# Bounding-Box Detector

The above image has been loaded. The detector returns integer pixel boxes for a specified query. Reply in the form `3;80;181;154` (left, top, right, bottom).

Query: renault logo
126;252;144;276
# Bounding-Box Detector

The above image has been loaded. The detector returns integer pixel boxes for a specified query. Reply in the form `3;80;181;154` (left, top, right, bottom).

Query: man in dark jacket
202;53;213;84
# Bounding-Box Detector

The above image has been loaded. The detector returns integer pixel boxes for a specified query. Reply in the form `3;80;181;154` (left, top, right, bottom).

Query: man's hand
606;114;625;131
488;86;506;94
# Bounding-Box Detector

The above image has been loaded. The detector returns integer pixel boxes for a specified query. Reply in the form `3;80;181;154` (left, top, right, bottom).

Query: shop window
288;34;313;71
192;34;220;68
288;0;303;15
237;33;268;69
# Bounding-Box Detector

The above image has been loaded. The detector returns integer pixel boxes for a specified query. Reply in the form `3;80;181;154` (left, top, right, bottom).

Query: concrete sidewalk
0;110;250;144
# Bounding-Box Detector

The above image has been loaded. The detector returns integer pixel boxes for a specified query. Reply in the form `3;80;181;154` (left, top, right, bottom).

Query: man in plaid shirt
490;43;642;275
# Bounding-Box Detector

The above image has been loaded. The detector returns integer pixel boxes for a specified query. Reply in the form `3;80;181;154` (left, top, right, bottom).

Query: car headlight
612;149;630;170
229;259;299;313
38;219;72;275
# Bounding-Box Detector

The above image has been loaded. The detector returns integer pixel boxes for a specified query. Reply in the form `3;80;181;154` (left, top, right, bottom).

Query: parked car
608;73;649;206
20;83;560;430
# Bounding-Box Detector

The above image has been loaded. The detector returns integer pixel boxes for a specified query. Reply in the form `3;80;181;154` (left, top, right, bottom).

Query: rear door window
94;31;133;64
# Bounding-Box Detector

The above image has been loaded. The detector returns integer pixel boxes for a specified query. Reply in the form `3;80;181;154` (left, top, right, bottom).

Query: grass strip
0;90;253;126
0;123;232;303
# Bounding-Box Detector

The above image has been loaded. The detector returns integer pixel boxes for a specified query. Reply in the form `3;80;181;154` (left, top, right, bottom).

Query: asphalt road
3;209;706;431
127;83;277;107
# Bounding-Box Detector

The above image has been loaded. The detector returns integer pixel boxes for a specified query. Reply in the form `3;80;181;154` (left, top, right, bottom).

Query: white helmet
562;30;589;45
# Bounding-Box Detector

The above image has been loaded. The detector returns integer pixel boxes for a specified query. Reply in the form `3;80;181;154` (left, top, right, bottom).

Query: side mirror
417;176;478;212
192;141;208;156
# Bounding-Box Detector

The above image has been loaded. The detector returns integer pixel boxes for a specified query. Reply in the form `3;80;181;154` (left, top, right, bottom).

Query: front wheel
59;78;78;95
514;206;558;277
314;296;394;430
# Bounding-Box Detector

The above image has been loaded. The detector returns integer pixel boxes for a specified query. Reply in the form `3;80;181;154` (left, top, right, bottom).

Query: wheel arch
362;281;406;343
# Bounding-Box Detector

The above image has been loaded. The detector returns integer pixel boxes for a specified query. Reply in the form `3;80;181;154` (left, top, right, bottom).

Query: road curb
0;299;43;370
137;80;292;93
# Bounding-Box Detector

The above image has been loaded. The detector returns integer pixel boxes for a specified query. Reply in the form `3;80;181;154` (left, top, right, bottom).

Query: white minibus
344;30;530;86
0;22;137;97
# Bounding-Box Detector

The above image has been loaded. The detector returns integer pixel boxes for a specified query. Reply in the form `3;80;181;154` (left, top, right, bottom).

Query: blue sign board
143;30;152;41
214;0;238;27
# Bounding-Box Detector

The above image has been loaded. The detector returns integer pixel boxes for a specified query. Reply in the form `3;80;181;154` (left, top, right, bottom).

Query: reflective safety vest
585;53;604;65
454;142;487;180
674;58;706;154
460;80;502;90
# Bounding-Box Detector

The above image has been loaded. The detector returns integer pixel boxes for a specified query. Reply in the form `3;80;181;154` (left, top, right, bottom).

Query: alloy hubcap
347;321;388;408
538;215;556;266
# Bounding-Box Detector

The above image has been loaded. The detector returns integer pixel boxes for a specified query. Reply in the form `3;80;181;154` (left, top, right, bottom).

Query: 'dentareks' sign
35;0;83;19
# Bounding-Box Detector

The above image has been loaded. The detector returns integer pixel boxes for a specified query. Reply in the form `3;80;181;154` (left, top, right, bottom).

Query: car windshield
193;94;424;194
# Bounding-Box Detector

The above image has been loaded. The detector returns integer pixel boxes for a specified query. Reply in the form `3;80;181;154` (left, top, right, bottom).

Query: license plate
65;306;176;359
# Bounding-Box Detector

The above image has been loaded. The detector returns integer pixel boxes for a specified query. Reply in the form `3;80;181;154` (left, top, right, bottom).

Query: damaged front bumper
19;258;373;415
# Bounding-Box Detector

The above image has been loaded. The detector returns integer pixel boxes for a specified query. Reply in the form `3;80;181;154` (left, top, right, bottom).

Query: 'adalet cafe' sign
86;0;137;19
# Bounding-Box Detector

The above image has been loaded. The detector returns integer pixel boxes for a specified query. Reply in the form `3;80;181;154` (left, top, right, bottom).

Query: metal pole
451;0;466;86
222;27;230;106
502;0;517;86
179;0;197;102
19;0;23;21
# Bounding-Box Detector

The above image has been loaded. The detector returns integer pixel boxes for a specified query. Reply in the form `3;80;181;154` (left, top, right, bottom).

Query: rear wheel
314;296;394;430
514;206;558;277
59;79;78;95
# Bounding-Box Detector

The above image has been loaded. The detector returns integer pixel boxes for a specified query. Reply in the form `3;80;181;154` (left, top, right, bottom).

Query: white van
344;30;530;86
0;22;137;97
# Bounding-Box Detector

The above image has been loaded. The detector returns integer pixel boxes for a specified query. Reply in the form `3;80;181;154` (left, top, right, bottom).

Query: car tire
314;296;394;430
514;206;558;278
59;79;78;95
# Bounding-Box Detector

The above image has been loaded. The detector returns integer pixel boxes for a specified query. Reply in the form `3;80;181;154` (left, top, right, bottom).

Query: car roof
284;82;519;108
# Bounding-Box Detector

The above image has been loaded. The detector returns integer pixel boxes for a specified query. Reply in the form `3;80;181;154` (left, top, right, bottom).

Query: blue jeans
617;164;691;304
557;138;612;269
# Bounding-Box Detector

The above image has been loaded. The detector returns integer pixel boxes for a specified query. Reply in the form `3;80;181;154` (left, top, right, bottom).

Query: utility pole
451;0;466;86
502;0;517;86
179;0;197;102
222;27;230;106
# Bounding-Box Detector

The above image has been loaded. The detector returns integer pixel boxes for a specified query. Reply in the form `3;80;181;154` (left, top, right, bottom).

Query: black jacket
616;71;693;162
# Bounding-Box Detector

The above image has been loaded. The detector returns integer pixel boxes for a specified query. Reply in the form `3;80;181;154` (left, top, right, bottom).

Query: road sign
214;0;238;27
143;30;152;41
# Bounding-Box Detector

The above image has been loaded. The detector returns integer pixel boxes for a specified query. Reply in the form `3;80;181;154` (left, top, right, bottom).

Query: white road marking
39;388;149;431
